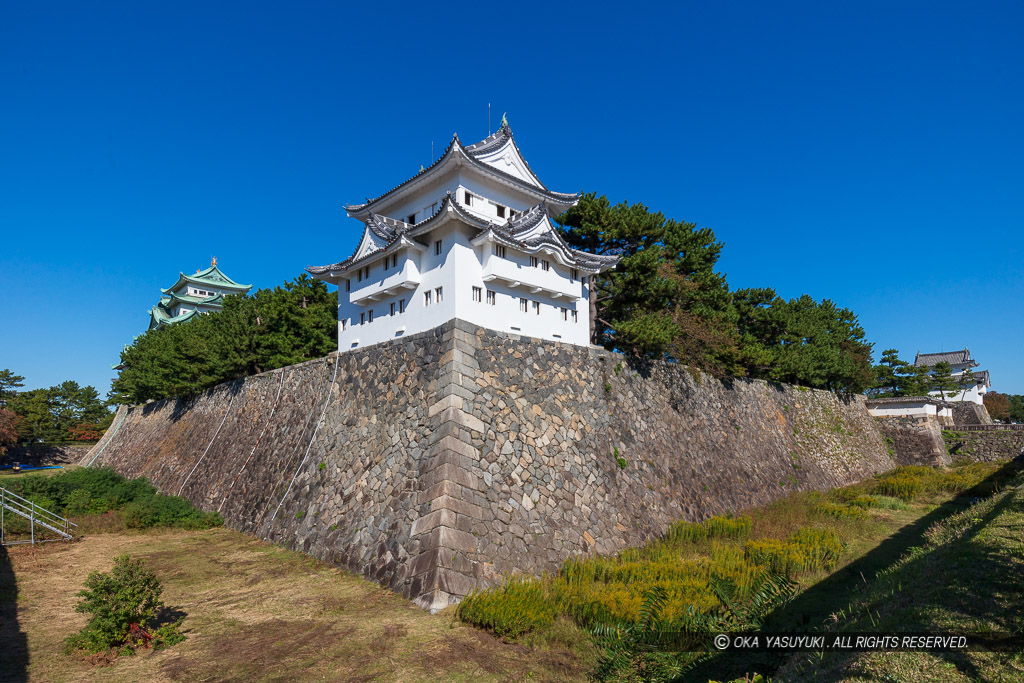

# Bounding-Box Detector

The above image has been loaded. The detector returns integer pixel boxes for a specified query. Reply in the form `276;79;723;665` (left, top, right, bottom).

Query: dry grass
0;528;588;682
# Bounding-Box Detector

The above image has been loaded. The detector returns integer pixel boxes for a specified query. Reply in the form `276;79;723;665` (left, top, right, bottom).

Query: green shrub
744;528;842;576
457;576;555;638
64;555;185;655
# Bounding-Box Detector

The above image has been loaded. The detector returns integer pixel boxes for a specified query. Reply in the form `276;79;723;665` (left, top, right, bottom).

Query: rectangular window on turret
496;205;506;219
570;269;578;283
464;191;473;206
530;256;538;268
424;290;432;306
390;302;395;316
493;245;506;259
542;260;550;271
341;319;347;331
486;291;495;305
360;312;365;325
391;254;397;269
533;301;540;315
345;279;351;291
472;286;482;302
399;298;405;313
435;287;443;303
561;307;568;321
407;213;416;224
368;310;374;323
519;298;527;313
434;240;442;255
572;310;578;323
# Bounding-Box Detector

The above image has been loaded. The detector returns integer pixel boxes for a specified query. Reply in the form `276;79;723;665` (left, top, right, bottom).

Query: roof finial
211;256;217;267
500;112;508;130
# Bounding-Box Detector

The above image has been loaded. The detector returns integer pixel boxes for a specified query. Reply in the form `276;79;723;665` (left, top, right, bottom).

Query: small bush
813;502;866;520
64;555;185;656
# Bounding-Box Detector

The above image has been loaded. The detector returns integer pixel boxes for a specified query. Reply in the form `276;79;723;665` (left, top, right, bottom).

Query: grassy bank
773;467;1024;682
457;460;1021;681
0;528;589;682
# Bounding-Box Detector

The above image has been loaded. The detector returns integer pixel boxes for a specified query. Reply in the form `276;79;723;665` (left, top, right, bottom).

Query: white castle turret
307;122;619;351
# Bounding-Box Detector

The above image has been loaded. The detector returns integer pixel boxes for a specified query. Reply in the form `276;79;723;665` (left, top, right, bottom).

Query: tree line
559;193;874;393
983;392;1024;423
0;369;113;452
110;274;336;404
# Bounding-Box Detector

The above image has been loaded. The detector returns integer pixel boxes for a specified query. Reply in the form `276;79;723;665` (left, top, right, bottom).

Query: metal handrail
0;485;77;545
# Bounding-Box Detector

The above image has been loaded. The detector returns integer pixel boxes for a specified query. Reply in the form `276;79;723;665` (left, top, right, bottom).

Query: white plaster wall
868;402;937;418
335;220;591;351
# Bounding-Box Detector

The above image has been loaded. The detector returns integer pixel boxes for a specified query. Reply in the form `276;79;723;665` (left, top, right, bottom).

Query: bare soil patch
0;528;587;682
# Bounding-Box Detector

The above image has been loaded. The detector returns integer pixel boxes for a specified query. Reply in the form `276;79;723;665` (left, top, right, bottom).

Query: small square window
486;291;495;305
464;191;473;206
435;287;443;303
472;286;482;302
496;205;506;218
434;240;442;255
519;298;527;313
407;213;416;224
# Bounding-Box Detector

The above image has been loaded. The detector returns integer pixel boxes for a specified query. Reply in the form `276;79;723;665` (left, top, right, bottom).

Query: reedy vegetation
457;461;1005;680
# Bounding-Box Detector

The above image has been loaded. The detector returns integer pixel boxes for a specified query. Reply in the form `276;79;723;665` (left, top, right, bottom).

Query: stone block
430;494;484;519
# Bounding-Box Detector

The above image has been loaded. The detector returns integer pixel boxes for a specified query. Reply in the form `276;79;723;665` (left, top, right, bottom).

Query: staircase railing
0;485;77;546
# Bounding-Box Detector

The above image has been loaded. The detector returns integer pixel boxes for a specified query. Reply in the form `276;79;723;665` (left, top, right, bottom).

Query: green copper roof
148;305;199;330
161;264;252;296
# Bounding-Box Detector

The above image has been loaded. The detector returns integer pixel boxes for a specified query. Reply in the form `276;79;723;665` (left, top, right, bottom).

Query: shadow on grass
683;458;1024;682
0;544;29;682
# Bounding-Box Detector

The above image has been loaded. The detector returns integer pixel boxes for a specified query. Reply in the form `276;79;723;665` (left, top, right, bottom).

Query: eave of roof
913;348;976;367
343;128;579;219
161;266;252;295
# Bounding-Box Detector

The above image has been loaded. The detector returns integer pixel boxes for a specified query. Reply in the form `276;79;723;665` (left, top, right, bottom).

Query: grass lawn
0;528;590;682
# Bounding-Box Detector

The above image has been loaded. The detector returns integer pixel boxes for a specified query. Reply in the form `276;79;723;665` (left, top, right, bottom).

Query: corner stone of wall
407;324;491;611
873;415;951;466
952;402;994;426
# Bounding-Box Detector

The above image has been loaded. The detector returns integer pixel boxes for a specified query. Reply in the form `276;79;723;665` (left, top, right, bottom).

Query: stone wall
872;415;951;467
87;319;896;610
951;402;993;426
942;428;1024;462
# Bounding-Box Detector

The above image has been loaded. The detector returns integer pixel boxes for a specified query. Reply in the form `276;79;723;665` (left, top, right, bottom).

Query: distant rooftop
913;348;977;368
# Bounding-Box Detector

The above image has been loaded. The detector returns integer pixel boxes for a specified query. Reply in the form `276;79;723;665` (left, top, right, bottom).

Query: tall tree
984;392;1011;421
557;193;735;372
0;408;19;455
929;362;961;400
0;369;24;406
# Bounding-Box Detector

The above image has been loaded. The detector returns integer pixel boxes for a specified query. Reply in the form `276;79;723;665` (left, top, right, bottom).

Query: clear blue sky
2;1;1021;397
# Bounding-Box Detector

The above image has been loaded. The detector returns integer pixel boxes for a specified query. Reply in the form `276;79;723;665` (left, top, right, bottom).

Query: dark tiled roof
343;126;579;215
913;349;976;367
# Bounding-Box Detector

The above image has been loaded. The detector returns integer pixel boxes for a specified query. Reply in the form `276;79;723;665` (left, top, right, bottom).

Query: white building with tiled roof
308;122;620;351
913;348;991;404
